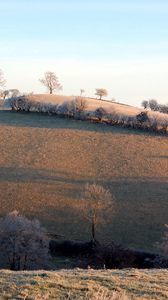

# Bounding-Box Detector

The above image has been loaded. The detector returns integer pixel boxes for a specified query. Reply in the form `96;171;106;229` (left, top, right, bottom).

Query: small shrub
0;211;49;270
136;111;149;124
73;97;88;118
94;107;108;121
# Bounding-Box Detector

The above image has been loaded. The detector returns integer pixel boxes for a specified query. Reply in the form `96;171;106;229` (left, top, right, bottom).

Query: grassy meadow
0;268;168;300
0;110;168;251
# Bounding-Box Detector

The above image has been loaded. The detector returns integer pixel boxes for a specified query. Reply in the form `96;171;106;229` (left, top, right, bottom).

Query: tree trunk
91;221;95;242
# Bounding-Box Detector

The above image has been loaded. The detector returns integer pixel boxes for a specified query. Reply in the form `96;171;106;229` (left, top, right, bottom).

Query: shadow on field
0;166;85;184
0;110;159;137
0;166;168;250
0;166;168;186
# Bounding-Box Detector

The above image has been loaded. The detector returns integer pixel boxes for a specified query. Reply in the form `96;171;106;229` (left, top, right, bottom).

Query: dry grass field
0;268;168;300
21;94;168;123
0;109;168;251
24;94;140;115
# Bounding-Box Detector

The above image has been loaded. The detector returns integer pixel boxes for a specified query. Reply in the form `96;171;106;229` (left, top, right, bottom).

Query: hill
0;109;167;251
20;94;168;123
23;94;140;115
0;268;167;299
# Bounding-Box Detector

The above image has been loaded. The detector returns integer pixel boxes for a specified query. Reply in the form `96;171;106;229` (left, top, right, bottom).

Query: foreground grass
0;111;168;251
0;269;167;299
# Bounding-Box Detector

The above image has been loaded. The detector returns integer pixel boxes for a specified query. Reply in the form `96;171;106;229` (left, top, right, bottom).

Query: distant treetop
39;71;62;94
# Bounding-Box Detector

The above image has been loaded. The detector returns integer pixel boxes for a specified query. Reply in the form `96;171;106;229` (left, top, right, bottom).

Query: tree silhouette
81;183;113;242
39;71;62;94
95;88;108;100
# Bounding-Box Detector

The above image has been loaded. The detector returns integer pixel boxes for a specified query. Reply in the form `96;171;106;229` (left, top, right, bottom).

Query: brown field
0;268;168;300
0;110;168;251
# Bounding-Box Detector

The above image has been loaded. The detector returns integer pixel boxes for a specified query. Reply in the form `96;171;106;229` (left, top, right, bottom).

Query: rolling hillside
22;94;141;115
0;108;167;251
19;94;168;123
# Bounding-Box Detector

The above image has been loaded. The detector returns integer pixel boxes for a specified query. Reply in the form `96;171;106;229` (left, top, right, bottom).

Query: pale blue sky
0;0;168;106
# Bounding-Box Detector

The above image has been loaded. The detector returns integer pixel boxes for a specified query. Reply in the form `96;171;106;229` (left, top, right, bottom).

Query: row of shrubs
1;211;168;271
6;96;168;134
142;99;168;114
49;239;168;269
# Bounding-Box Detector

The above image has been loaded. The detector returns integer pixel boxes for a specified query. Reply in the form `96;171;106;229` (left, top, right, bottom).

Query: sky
0;0;168;106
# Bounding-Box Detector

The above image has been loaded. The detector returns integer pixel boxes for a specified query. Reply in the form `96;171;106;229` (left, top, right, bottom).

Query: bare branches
81;183;113;242
0;211;49;270
0;69;6;88
95;88;108;100
39;71;62;94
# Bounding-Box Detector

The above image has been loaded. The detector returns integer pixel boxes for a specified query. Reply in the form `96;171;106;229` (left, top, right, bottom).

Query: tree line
7;95;168;134
1;68;168;109
142;99;168;114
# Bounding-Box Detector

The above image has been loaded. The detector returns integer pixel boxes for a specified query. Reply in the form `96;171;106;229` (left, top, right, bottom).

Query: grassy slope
26;94;140;115
0;269;168;299
24;94;168;123
0;110;168;251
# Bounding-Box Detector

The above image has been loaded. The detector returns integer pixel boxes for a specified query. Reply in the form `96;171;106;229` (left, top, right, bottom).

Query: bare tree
95;88;108;100
73;97;88;117
1;89;20;100
10;89;20;98
39;71;62;94
0;69;6;88
0;211;49;270
80;89;85;97
81;183;113;242
148;99;158;111
58;98;87;118
94;107;107;121
2;90;9;99
141;100;148;109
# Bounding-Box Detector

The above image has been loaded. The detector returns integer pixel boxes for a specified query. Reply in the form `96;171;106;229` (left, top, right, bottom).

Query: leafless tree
58;100;75;117
2;90;9;99
141;100;149;109
58;98;87;118
148;99;158;111
95;88;108;100
73;97;88;117
94;107;108;121
10;89;20;98
81;183;113;242
0;211;49;270
1;89;20;100
0;69;6;88
80;89;85;97
39;71;62;94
